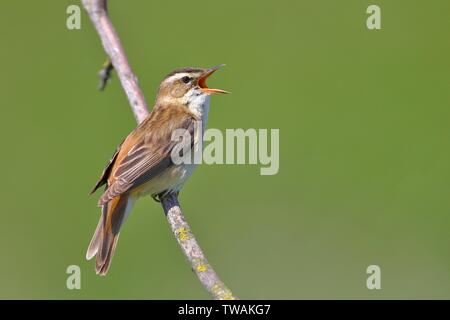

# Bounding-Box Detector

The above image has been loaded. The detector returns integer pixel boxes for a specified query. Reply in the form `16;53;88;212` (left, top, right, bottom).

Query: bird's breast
130;162;198;197
130;96;211;198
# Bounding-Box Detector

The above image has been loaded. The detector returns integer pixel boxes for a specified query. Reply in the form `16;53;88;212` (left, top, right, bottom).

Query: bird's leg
152;190;179;202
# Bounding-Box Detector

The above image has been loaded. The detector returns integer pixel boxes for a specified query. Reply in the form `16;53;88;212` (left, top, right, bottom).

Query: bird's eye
182;76;192;84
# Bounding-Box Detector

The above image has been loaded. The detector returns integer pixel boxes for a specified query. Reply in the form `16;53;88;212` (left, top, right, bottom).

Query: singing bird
87;65;228;275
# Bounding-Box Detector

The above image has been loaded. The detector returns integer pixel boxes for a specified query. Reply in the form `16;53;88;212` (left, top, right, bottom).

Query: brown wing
97;104;197;206
89;142;123;194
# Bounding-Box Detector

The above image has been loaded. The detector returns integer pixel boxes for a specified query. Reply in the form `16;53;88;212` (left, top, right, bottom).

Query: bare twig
82;0;237;300
161;194;237;300
82;0;148;124
98;59;113;91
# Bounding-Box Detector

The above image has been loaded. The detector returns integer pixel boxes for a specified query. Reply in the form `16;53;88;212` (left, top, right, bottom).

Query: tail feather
86;195;132;275
96;233;120;275
86;203;108;260
86;217;102;260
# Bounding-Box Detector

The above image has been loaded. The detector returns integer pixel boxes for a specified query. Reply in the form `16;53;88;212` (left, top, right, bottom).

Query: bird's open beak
199;64;229;94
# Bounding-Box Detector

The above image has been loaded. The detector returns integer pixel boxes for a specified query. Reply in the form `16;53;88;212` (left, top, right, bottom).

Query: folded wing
97;104;197;206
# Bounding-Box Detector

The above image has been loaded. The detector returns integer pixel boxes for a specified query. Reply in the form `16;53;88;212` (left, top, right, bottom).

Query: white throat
184;90;211;129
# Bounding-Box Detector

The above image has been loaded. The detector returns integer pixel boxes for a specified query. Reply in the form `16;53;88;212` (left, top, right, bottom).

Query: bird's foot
151;190;179;202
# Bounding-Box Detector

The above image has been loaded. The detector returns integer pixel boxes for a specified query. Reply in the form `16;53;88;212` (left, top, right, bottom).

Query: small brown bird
86;65;228;275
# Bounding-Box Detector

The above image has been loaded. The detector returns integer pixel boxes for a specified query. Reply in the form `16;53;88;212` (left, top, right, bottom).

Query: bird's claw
152;190;179;202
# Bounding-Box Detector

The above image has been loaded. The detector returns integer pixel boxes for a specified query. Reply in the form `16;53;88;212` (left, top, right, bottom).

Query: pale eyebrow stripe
164;73;191;83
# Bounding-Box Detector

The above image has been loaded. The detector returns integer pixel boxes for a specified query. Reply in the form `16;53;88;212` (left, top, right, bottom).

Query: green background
1;0;449;299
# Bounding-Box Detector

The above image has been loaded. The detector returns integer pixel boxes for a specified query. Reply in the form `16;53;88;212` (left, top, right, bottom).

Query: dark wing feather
98;105;196;206
90;142;123;194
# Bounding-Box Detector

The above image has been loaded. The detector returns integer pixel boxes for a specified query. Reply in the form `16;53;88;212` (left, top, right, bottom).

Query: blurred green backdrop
0;0;449;299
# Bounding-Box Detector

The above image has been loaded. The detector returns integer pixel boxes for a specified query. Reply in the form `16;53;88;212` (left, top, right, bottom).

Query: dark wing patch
90;142;123;194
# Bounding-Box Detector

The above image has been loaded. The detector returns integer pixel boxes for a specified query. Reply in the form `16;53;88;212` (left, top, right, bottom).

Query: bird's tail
86;194;133;275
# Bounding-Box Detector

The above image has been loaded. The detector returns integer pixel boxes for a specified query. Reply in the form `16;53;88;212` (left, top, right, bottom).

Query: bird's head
156;65;228;106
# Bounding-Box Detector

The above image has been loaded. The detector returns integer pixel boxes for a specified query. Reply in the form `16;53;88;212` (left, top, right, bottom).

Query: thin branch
161;194;237;300
82;0;148;124
82;0;237;300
